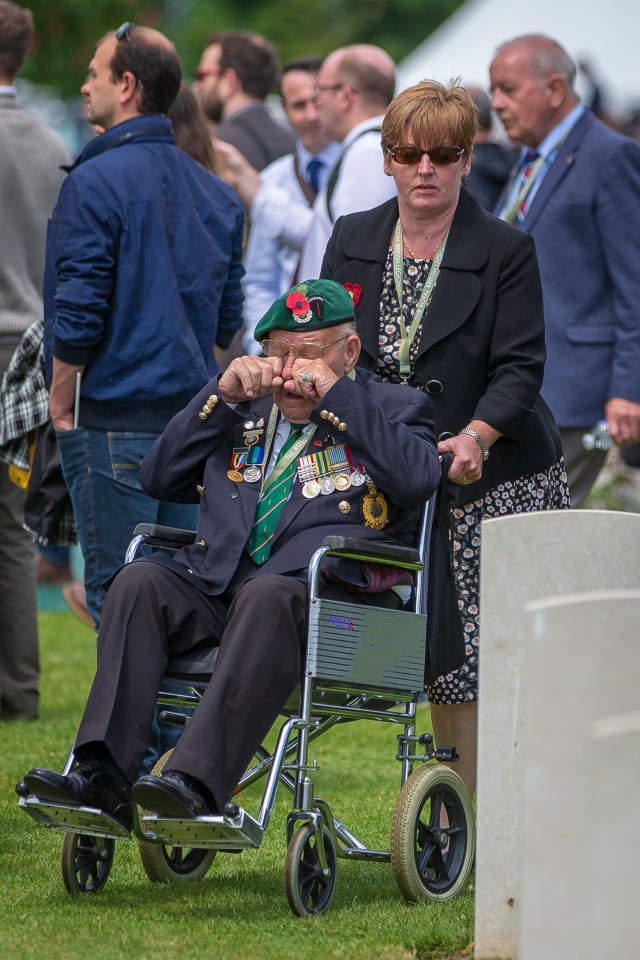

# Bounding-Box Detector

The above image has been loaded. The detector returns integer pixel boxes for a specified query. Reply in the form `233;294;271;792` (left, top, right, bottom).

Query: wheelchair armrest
131;523;197;549
321;536;422;570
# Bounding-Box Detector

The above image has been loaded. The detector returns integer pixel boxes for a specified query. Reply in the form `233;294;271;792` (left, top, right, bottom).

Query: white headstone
474;510;640;959
520;591;640;960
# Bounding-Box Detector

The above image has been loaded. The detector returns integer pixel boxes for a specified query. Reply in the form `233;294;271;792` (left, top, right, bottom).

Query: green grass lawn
2;612;474;960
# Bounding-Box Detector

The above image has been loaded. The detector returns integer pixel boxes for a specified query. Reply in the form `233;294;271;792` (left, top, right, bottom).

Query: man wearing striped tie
23;280;441;826
490;34;640;504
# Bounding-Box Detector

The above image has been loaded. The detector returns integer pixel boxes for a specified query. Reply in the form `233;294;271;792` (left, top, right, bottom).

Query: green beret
253;279;356;341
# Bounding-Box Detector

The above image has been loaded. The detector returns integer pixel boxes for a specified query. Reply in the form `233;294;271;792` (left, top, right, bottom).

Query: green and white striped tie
246;424;305;565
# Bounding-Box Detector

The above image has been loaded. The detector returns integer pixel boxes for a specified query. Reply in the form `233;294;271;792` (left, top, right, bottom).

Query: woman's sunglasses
387;144;465;166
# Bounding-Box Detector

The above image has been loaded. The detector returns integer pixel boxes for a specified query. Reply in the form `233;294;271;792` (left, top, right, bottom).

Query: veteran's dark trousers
74;558;391;811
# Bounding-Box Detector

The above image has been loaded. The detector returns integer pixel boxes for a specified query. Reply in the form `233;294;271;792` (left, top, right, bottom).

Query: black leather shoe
132;771;214;818
22;761;133;830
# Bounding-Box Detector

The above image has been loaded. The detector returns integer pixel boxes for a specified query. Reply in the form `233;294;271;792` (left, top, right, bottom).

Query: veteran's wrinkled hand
218;355;284;403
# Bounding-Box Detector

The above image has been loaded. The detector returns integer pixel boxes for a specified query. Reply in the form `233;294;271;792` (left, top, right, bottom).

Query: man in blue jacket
44;24;245;626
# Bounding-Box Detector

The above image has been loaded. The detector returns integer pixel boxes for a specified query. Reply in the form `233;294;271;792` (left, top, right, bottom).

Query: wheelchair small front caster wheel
137;749;216;884
391;763;474;902
61;832;115;894
285;822;337;917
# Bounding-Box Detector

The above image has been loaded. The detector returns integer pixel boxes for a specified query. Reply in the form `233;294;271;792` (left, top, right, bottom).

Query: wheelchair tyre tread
61;832;115;894
137;749;217;883
390;763;474;902
285;822;337;917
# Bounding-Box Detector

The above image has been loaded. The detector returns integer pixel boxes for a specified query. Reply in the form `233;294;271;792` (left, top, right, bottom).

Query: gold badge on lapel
362;482;389;530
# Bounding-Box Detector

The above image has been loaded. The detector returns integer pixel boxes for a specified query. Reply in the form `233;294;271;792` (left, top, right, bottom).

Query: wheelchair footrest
18;796;131;840
141;806;263;850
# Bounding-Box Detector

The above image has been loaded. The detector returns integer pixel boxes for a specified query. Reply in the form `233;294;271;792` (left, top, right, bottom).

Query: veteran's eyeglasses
115;22;142;82
262;336;348;361
387;144;465;166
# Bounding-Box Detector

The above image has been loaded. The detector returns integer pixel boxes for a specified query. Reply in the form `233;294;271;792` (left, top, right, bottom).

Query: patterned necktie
516;149;539;221
501;149;540;224
306;157;323;194
246;424;305;565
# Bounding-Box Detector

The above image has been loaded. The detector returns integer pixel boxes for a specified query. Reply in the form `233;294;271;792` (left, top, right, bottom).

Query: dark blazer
321;188;563;502
214;104;295;171
501;109;640;427
140;368;441;595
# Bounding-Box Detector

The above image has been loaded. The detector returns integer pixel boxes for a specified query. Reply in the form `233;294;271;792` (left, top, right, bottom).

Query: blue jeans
56;427;199;629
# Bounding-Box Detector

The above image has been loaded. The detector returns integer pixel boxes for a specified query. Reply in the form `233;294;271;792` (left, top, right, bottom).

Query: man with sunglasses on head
43;23;244;629
22;279;441;825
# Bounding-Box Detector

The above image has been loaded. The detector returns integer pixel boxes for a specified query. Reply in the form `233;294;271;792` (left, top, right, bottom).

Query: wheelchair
18;496;475;916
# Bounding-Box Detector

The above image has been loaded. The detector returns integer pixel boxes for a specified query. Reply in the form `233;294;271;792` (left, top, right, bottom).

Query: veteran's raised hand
282;357;340;401
218;355;284;403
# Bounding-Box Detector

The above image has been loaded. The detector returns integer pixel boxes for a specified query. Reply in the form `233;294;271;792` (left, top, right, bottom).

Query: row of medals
225;418;367;498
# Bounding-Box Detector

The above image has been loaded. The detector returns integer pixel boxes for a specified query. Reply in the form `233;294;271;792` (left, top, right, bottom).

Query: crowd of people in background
2;0;640;808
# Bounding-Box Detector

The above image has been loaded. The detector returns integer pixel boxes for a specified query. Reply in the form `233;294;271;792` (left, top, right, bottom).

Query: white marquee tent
396;0;639;115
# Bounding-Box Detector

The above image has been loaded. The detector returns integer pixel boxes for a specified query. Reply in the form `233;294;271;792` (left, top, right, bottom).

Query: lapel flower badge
343;282;362;307
286;285;313;323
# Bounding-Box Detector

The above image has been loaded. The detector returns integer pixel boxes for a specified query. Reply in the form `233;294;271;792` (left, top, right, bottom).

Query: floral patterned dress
375;249;571;704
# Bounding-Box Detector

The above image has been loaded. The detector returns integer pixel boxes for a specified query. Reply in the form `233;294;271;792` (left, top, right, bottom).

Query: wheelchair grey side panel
306;598;427;692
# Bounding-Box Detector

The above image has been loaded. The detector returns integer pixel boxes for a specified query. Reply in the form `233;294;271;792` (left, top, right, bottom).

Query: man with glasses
298;44;397;278
194;30;294;170
222;56;341;353
23;279;441;824
43;23;244;628
491;34;640;504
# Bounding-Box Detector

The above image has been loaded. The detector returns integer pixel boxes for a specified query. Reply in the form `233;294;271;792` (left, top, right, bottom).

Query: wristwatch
459;427;490;461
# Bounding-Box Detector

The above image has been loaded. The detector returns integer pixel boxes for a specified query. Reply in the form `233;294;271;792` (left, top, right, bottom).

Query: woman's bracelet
459;427;490;461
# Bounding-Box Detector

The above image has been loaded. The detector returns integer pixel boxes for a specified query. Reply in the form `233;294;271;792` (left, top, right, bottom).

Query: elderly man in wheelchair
18;280;474;913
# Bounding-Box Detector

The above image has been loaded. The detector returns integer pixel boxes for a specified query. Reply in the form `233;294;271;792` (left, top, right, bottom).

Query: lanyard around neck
392;218;449;383
502;131;570;224
260;404;315;497
501;152;546;224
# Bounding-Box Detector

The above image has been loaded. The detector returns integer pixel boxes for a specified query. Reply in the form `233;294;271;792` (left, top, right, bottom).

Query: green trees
23;0;463;96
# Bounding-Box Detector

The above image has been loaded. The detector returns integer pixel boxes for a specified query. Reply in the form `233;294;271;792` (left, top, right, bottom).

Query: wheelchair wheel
61;832;115;894
285;822;338;917
137;749;216;884
390;763;474;902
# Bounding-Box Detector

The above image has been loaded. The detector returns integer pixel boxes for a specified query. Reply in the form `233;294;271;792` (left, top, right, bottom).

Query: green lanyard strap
392;218;449;383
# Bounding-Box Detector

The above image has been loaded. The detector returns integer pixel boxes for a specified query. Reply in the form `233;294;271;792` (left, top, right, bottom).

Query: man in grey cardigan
0;0;70;719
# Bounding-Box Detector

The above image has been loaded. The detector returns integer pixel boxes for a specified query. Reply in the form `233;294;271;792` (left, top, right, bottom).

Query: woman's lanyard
259;404;316;497
392;218;449;384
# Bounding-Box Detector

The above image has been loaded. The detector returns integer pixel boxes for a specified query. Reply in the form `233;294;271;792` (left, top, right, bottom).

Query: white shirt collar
530;103;585;162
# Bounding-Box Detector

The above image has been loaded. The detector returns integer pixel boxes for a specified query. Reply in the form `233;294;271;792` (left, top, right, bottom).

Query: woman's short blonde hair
382;79;477;159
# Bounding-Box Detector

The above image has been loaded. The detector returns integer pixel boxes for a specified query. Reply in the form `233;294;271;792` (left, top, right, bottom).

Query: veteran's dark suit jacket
321;189;563;503
139;368;441;595
498;109;640;427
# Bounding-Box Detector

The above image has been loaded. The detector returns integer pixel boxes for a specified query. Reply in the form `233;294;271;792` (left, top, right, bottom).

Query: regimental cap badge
254;279;355;341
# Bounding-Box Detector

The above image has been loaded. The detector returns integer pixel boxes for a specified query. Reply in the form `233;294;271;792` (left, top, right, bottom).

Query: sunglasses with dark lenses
387;144;465;166
115;22;142;80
